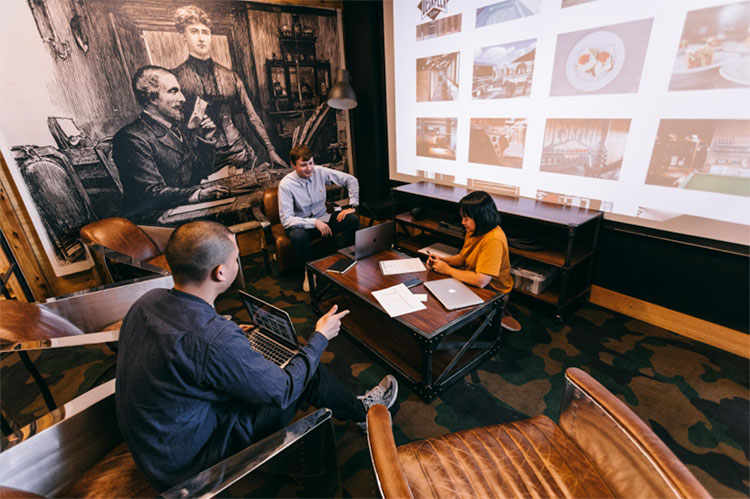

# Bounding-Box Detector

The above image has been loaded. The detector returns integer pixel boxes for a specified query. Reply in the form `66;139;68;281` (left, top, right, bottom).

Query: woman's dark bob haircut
459;190;500;237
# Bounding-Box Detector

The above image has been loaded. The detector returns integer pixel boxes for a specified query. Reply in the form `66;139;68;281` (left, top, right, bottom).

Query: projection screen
383;0;750;245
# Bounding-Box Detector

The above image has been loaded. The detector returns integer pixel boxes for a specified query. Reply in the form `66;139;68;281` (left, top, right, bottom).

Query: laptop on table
238;290;301;367
424;278;484;311
338;221;395;260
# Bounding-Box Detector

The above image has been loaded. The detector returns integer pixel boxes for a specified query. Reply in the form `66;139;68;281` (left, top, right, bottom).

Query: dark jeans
230;365;366;450
286;213;359;263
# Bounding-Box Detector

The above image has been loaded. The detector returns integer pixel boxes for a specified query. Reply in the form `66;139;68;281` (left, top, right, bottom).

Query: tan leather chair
256;187;338;274
79;217;171;284
367;367;711;499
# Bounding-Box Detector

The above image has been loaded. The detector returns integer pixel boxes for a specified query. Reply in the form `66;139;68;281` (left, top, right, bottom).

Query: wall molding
591;285;749;359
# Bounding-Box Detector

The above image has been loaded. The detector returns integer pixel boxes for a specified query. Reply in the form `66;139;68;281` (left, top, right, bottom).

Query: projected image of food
468;118;526;168
540;119;631;180
669;2;750;91
417;117;458;160
536;190;613;211
475;0;540;28
417;52;460;102
472;39;536;99
645;120;750;197
551;19;652;95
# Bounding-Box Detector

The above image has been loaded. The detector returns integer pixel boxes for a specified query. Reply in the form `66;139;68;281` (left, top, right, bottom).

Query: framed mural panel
0;0;350;276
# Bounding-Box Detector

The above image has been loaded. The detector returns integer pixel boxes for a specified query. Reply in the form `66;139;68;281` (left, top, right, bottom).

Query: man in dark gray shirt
116;220;397;490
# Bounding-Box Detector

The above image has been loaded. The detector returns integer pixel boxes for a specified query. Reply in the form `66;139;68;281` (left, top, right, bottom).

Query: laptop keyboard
244;329;296;366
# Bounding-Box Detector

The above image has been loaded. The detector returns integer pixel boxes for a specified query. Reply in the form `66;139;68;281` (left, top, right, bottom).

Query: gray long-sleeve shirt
277;166;359;229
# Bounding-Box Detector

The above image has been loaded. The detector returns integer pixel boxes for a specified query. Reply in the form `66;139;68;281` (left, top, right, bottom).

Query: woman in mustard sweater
426;190;521;331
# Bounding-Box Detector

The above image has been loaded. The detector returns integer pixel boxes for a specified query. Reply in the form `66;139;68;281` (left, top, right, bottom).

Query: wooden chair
367;367;710;499
254;187;345;274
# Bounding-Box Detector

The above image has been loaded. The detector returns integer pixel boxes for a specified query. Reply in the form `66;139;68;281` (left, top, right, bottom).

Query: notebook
338;221;394;260
423;278;484;311
238;290;301;367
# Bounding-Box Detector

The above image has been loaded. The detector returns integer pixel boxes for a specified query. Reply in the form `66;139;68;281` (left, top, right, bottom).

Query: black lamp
327;69;357;110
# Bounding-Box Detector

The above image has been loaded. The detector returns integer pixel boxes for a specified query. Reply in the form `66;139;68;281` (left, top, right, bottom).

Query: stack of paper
379;258;426;275
371;283;426;317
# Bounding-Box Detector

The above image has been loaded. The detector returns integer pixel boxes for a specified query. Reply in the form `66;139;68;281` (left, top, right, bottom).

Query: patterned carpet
2;253;747;497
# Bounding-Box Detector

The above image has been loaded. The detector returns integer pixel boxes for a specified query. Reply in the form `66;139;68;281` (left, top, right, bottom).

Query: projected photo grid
402;0;750;222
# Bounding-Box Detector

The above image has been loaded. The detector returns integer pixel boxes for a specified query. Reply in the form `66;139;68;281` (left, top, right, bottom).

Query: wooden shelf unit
391;182;603;321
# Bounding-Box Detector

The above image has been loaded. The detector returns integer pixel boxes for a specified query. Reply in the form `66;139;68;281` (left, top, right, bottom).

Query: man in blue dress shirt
115;220;396;491
277;145;360;291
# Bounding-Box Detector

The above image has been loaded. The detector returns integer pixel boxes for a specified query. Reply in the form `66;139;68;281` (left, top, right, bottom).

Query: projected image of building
416;52;460;102
417;13;462;41
417;118;458;160
475;0;540;28
668;2;750;91
472;39;536;99
536;190;613;211
645;120;750;197
540;119;631;180
468;118;527;168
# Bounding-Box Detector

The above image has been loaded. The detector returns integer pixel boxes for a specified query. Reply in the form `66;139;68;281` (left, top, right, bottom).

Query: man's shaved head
166;221;236;285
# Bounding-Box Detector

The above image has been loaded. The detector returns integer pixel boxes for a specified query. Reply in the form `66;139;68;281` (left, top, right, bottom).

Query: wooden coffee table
307;250;505;402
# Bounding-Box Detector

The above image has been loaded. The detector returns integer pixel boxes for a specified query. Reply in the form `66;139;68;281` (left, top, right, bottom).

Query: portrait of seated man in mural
113;65;229;222
172;5;287;173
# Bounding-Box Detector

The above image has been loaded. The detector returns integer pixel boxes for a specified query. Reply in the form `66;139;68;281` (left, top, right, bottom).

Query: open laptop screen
238;291;299;349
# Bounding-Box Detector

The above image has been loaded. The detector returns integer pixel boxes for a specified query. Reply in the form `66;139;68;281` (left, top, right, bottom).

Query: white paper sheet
414;293;428;302
371;283;426;317
378;257;426;275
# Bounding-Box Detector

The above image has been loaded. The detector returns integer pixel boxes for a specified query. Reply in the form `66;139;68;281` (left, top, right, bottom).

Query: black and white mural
0;0;350;276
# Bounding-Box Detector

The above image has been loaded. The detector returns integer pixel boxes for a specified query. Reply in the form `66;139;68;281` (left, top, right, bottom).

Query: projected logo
550;18;653;96
417;52;460;102
473;39;536;99
669;2;750;91
645;120;750;197
468;118;527;168
417;117;457;160
540;119;631;180
418;0;449;21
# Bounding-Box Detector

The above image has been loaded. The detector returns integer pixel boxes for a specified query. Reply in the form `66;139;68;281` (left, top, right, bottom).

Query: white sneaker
302;273;310;292
356;375;398;431
358;375;398;411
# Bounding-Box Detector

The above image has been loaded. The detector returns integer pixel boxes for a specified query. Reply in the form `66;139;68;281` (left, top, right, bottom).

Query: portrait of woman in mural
0;0;350;276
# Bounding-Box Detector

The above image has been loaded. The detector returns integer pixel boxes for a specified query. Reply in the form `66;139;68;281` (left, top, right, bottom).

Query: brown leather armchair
79;217;171;284
255;187;339;274
80;217;245;288
367;367;711;499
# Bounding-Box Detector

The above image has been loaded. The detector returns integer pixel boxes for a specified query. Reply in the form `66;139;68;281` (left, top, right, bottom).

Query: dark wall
341;1;390;205
341;1;749;333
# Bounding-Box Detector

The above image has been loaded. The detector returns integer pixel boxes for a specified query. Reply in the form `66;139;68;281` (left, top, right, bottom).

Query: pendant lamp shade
327;69;357;110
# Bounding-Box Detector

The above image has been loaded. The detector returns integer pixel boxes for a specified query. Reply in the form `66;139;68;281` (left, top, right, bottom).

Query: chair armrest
1;330;119;353
559;368;710;499
251;205;271;228
89;244;169;275
366;405;413;499
136;225;174;253
161;408;334;498
42;275;173;332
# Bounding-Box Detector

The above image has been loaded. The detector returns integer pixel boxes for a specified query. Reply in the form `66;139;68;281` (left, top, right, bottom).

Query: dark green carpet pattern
216;255;749;498
1;253;747;497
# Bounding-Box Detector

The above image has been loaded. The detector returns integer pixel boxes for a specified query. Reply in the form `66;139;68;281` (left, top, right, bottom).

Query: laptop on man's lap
238;290;301;367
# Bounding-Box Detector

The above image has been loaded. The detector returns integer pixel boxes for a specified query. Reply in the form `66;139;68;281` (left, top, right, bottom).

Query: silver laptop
238;290;300;367
424;278;484;310
338;220;394;260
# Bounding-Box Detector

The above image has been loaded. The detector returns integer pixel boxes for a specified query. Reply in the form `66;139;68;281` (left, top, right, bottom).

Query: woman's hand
427;254;451;275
